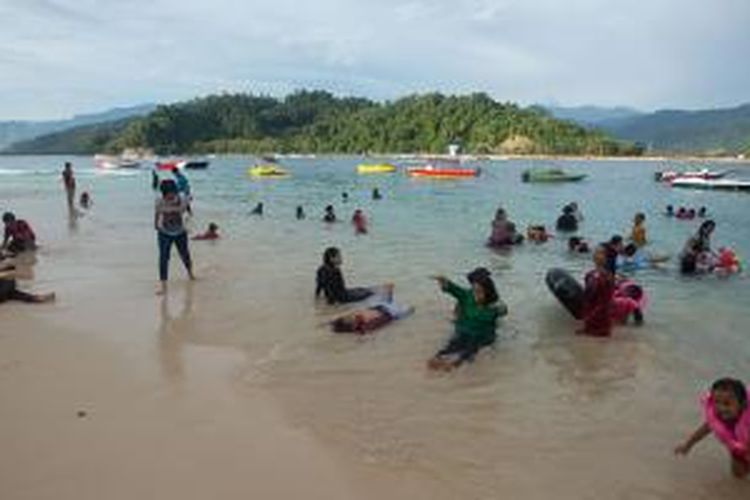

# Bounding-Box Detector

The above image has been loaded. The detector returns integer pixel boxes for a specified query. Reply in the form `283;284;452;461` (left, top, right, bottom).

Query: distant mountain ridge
545;103;750;154
542;105;644;125
0;104;156;150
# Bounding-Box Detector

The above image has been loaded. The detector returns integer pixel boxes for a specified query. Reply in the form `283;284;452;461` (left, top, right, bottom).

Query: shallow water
2;155;749;498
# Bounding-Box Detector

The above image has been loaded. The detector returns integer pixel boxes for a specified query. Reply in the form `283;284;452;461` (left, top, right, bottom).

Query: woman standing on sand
154;179;194;295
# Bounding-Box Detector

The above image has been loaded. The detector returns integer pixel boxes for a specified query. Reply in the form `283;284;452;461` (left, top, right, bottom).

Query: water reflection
157;283;194;385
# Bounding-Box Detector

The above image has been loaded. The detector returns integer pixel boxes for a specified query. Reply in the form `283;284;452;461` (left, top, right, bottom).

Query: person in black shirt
315;247;391;304
556;204;579;232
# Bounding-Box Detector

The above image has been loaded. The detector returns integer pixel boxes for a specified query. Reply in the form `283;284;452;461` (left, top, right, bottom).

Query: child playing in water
580;244;615;337
675;378;749;479
2;212;37;255
630;212;647;247
568;236;590;254
427;268;507;371
330;302;414;334
527;225;550;243
250;202;264;216
323;205;336;223
79;191;92;209
192;222;220;241
352;209;368;234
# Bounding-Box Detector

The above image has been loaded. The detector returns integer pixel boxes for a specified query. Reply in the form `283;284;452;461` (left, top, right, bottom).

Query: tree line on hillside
5;91;645;156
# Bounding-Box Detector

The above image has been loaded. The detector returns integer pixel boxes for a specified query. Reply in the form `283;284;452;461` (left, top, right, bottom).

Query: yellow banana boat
357;163;397;174
248;164;290;178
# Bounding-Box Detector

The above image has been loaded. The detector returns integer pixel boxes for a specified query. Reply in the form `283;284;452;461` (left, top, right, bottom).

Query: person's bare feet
156;282;167;295
36;292;55;303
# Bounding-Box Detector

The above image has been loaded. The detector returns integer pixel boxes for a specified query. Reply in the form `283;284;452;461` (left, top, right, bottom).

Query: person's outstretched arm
674;422;710;456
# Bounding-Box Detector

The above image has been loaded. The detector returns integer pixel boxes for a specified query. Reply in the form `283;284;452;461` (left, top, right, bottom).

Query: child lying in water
330;302;414;334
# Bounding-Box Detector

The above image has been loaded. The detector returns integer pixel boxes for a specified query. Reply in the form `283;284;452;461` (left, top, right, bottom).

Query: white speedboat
94;154;140;169
670;177;750;191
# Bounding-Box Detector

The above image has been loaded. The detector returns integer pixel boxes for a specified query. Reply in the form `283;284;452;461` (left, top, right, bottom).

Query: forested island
5;91;644;156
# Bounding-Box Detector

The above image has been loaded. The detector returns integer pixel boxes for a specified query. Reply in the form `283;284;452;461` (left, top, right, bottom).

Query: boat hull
671;178;750;191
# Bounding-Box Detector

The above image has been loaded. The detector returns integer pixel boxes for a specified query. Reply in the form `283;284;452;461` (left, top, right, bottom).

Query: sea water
1;155;749;499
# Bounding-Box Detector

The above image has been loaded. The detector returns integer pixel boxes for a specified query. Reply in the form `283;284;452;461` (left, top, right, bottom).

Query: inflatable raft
545;268;584;319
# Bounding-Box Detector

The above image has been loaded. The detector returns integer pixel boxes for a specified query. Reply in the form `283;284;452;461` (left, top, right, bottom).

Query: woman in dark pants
154;179;194;295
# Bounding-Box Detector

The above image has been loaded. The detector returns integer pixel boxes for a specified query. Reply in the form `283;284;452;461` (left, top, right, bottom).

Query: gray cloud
0;0;748;119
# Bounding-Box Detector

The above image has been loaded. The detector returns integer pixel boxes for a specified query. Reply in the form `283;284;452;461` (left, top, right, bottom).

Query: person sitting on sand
427;268;507;371
79;191;92;210
0;267;55;304
192;222;219;241
2;212;37;255
250;202;264;216
527;225;550;243
352;209;368;235
315;247;392;305
580;244;615;337
556;205;578;232
630;212;648;247
487;208;523;247
675;378;749;479
323;205;336;223
568;236;590;254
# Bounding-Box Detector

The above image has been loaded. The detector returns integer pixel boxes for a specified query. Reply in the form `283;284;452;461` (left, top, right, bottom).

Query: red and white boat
655;168;727;182
406;157;480;178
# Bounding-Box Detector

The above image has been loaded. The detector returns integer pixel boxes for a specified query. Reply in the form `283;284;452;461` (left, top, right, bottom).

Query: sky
1;0;749;120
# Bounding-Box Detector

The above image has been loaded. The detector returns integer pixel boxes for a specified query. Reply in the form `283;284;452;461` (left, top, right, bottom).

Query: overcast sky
1;0;748;120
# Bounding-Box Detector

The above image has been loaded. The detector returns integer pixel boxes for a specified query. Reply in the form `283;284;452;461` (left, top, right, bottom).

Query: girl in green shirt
428;267;507;371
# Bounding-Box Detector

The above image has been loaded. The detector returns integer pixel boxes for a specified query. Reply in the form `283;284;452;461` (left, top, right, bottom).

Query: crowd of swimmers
2;160;748;479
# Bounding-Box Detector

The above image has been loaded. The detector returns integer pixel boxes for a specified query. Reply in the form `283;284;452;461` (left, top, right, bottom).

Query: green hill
5;91;642;156
597;104;750;154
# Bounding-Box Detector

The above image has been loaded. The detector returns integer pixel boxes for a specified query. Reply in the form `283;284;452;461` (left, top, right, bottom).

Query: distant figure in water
250;202;264;216
674;377;750;479
341;192;349;203
192;222;219;241
427;268;507;371
372;188;382;200
527;225;550;243
323;205;336;223
152;170;159;191
568;236;590;254
79;191;92;210
296;205;306;220
580;244;615;337
487;207;523;247
665;205;674;217
630;212;647;247
352;209;368;234
676;207;688;219
698;206;707;218
62;161;76;213
568;202;584;222
556;204;578;232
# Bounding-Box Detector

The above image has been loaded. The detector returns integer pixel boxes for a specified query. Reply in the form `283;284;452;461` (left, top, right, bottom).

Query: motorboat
521;168;587;183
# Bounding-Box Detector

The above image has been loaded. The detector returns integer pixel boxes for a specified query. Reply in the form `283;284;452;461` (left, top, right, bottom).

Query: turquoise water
2;155;750;498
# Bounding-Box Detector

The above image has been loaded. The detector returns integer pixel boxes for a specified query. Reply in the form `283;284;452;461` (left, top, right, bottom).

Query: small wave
0;168;56;176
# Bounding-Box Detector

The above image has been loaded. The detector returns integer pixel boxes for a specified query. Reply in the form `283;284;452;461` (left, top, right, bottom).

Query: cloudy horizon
1;0;748;120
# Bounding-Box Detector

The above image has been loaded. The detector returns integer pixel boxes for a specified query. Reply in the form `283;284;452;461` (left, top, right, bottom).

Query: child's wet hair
466;267;499;304
712;378;747;409
323;246;340;266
